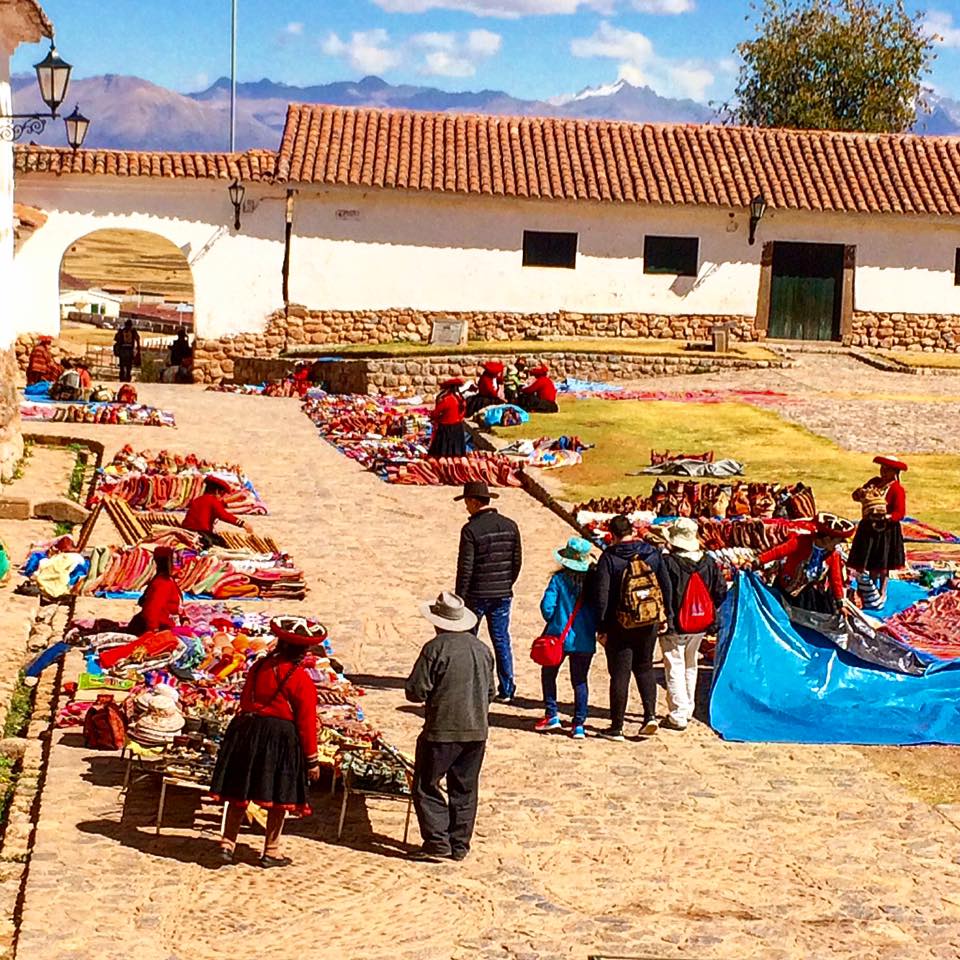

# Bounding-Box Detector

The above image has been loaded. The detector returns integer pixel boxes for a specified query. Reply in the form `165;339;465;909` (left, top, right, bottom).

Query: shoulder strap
558;587;584;643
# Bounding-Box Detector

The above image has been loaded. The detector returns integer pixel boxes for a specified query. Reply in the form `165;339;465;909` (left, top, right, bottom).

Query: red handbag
530;592;583;668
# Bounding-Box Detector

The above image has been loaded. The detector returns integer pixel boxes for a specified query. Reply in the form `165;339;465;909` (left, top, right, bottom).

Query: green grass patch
0;757;17;830
288;337;778;363
67;445;88;503
53;521;75;538
3;675;34;740
496;398;960;533
881;351;960;370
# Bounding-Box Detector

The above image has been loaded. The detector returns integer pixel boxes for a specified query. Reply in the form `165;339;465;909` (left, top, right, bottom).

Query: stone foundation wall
232;350;788;396
0;348;24;483
13;334;83;371
849;312;960;352
192;306;758;383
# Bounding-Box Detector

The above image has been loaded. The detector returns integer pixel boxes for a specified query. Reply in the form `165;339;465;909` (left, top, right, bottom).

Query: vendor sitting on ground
50;360;86;402
466;361;505;416
756;512;856;615
518;363;559;414
126;546;182;636
26;336;61;386
428;377;467;458
503;357;527;404
182;477;253;547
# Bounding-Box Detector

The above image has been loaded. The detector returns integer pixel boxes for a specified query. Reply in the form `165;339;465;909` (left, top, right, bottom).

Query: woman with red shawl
26;336;61;386
427;377;467;458
466;361;505;416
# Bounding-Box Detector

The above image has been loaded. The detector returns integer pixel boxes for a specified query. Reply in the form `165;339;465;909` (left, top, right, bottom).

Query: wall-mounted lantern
748;193;767;246
228;179;245;231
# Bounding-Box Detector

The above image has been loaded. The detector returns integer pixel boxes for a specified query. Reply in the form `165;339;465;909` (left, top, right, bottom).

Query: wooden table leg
155;778;167;836
403;796;412;845
337;785;349;839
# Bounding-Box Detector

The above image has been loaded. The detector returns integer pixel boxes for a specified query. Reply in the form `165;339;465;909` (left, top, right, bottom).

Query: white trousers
661;632;704;725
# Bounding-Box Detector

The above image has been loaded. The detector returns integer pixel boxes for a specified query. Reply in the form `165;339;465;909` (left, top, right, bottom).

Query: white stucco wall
290;186;960;318
0;43;16;349
13;175;285;339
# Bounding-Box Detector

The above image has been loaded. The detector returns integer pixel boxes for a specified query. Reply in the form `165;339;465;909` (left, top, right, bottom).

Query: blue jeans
468;597;515;698
542;653;593;726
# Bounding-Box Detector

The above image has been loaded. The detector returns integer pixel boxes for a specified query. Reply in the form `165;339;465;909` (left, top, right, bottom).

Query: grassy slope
882;351;960;370
495;398;960;533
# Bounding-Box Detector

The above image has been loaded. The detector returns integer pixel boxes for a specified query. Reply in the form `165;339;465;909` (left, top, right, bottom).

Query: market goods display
20;400;176;427
302;390;521;487
87;446;267;514
881;590;960;661
498;436;591;469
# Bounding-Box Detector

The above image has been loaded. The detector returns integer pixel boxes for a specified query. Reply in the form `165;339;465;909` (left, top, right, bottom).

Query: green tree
726;0;937;132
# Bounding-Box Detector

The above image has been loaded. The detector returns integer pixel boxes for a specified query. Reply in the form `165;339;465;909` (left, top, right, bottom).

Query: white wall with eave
0;42;16;349
13;175;285;339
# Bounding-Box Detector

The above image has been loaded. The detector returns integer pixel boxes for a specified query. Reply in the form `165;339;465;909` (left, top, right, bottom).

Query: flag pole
230;0;237;152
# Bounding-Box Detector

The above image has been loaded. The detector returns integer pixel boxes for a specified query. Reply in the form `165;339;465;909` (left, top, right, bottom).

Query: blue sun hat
553;536;593;573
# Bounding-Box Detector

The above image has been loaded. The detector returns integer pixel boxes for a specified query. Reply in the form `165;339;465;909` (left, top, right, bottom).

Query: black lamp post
228;179;245;231
0;42;90;148
748;193;767;246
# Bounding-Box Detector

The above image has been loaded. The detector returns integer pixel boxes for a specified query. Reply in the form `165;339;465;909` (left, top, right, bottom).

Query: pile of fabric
88;446;267;515
575;481;816;522
303;390;522;487
498;435;591;469
881;589;960;661
21;400;176;427
205;383;268;396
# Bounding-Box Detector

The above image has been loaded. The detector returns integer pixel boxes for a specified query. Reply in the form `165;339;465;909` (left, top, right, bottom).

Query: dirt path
13;378;960;960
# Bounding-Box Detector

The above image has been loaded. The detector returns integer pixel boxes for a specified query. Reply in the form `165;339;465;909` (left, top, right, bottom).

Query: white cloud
323;28;503;78
631;0;694;11
321;29;403;75
373;0;613;19
284;21;304;36
926;10;960;48
571;21;714;100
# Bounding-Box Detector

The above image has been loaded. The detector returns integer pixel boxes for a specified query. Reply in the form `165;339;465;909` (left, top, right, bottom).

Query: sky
11;0;960;105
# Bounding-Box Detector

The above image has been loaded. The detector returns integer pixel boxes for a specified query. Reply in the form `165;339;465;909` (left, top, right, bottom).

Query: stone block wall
849;312;960;352
193;305;757;383
0;348;24;483
13;333;82;371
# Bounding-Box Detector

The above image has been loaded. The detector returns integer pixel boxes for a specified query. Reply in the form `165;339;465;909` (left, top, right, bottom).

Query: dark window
955;249;960;286
522;230;577;269
644;235;699;276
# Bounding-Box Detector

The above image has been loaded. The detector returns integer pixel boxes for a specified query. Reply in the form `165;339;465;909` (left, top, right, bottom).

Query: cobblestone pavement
14;364;960;960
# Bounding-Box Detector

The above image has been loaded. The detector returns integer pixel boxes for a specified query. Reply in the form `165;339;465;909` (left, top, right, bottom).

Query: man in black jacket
592;514;673;741
454;481;522;702
406;591;495;862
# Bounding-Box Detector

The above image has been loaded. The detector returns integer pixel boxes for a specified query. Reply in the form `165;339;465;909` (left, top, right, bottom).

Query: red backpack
116;383;138;404
83;695;126;750
677;569;715;634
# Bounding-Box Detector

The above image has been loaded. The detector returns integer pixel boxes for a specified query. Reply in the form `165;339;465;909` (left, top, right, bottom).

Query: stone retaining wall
192;305;757;383
849;312;960;352
232;349;789;396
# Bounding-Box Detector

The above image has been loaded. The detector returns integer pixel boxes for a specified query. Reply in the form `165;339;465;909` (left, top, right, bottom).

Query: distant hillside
13;72;959;152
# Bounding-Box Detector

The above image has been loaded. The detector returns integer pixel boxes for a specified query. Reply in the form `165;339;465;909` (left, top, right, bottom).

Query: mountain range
12;72;960;152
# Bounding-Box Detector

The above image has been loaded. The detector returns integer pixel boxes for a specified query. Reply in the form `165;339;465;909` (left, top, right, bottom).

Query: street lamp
748;193;767;246
228;179;245;231
0;42;90;148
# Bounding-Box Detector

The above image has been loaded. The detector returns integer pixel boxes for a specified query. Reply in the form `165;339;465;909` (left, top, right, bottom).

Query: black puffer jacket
456;508;522;600
592;540;673;632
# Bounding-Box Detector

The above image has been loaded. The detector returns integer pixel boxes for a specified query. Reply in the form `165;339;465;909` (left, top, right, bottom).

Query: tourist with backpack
592;515;672;741
532;537;597;740
660;518;727;732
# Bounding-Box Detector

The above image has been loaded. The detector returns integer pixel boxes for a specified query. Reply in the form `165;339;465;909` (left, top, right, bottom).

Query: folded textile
637;458;744;478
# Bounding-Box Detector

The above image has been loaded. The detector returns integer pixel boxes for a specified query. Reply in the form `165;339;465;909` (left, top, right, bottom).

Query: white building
59;285;121;320
11;102;960;352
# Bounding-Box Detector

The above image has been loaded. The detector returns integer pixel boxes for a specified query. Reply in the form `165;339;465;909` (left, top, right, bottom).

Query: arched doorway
59;228;194;379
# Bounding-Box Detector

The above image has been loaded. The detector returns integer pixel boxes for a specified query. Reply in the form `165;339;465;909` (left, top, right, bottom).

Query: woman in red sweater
427;377;467;458
211;617;323;867
519;364;559;414
848;456;907;605
183;476;252;547
126;546;182;636
466;361;505;416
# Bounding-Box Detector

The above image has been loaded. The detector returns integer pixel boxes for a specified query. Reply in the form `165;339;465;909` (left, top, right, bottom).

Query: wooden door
768;242;845;341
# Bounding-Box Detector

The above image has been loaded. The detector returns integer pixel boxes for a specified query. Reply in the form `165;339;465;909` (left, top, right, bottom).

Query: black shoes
407;846;449;862
259;855;292;869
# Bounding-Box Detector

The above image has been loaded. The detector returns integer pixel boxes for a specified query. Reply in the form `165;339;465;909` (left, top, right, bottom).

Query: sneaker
660;716;687;732
639;717;659;736
600;727;625;741
493;694;515;705
571;725;586;740
534;716;562;732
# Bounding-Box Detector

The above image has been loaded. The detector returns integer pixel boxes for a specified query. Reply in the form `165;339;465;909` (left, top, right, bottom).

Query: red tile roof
14;146;277;182
277;103;960;216
4;0;54;40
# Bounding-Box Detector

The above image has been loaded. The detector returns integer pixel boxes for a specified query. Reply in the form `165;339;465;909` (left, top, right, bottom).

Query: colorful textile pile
881;589;960;661
88;446;267;514
900;518;960;544
21;400;175;427
206;380;309;398
499;435;590;469
302;390;521;487
205;383;268;396
650;449;714;465
575;480;816;522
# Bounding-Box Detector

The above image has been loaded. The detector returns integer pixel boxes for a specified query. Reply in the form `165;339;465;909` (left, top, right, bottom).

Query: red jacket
522;374;557;405
431;391;466;426
239;657;318;760
885;481;906;523
136;575;182;632
759;534;846;601
183;493;241;534
477;371;502;401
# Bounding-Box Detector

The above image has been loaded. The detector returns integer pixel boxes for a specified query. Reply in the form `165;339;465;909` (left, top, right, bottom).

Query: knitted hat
482;361;505;375
814;512;856;540
529;363;549;376
270;616;328;647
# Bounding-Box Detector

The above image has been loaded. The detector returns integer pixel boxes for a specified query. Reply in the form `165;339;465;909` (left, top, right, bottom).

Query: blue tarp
711;572;960;745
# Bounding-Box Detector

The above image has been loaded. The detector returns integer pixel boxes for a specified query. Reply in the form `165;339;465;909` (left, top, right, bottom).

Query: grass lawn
494;397;960;533
290;338;778;363
57;323;117;347
881;350;960;371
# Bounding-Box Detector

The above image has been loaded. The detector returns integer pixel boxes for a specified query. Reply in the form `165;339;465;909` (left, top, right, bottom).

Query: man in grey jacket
405;591;495;862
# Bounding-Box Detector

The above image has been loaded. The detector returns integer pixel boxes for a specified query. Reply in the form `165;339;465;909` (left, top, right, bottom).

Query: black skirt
427;422;466;458
465;394;495;417
848;518;905;573
209;713;310;815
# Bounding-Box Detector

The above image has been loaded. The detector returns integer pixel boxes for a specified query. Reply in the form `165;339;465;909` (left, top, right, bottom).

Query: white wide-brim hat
419;591;478;631
664;517;703;555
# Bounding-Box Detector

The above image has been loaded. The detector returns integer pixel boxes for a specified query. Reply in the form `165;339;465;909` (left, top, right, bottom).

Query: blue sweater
539;569;598;654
